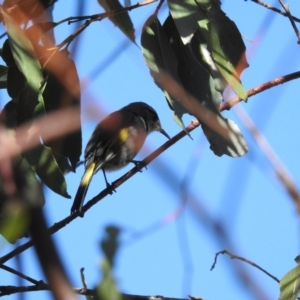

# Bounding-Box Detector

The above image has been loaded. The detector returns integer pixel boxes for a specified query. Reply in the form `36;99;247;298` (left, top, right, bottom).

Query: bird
71;102;170;214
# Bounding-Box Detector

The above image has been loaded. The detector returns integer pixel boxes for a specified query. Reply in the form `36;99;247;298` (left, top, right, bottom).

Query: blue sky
1;1;300;299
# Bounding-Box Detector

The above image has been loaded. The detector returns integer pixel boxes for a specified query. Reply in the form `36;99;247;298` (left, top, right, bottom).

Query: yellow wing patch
119;128;129;142
82;162;96;186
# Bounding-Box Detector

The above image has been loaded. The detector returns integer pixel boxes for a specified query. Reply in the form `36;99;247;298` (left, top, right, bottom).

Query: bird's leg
102;170;116;194
130;160;147;172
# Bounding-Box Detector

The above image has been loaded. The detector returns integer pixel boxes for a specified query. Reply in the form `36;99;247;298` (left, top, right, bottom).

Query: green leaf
0;65;8;77
0;65;8;89
279;264;300;300
98;0;135;42
208;9;248;76
7;65;26;98
207;19;248;101
97;226;121;300
1;38;15;66
167;0;206;44
2;9;73;196
168;0;248;97
41;49;82;171
0;100;17;128
141;16;191;135
141;15;248;157
0;157;45;244
2;9;44;98
23;143;71;199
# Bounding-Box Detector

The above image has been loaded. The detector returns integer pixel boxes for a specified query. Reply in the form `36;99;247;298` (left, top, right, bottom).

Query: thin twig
220;70;300;111
56;0;157;26
211;249;280;283
0;265;42;285
250;0;300;23
0;284;188;299
43;0;157;68
154;0;165;15
278;0;300;44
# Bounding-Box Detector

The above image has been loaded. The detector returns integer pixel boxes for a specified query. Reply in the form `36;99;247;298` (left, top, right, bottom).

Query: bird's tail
71;162;96;214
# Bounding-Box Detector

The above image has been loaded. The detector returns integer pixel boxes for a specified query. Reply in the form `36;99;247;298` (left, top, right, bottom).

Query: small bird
71;102;170;214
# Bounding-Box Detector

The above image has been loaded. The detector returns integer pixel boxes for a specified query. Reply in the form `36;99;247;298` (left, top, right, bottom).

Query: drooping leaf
0;65;8;89
97;226;121;300
2;10;45;120
279;264;300;300
166;16;247;156
141;15;248;157
2;9;72;196
167;0;248;98
23;144;71;198
208;8;248;76
167;0;206;45
25;24;82;172
141;16;192;137
0;65;8;77
0;100;17;128
7;65;26;98
98;0;135;42
207;19;248;100
40;49;82;171
167;0;226;92
0;157;45;244
1;39;15;66
2;10;44;97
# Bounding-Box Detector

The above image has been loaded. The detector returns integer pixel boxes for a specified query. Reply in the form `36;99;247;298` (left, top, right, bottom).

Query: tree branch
278;0;300;44
250;0;300;23
220;70;300;111
0;265;42;285
211;249;280;283
0;284;190;299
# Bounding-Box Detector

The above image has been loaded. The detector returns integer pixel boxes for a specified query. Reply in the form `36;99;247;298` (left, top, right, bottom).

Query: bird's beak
159;128;171;140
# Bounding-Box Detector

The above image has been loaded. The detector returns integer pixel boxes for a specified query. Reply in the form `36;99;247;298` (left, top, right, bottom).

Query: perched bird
71;102;170;214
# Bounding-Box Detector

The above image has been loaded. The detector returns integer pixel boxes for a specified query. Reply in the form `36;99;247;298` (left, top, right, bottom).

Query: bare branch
0;284;189;299
211;249;280;283
250;0;300;23
0;265;42;285
44;0;158;63
278;0;300;44
221;70;300;111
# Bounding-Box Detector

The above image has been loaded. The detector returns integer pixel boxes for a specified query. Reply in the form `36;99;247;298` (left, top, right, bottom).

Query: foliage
0;0;299;299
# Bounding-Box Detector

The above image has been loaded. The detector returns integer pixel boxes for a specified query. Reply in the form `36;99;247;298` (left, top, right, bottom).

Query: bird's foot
106;182;116;194
131;160;147;172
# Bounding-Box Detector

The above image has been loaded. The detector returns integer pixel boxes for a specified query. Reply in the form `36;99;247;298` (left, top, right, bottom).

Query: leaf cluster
0;2;81;243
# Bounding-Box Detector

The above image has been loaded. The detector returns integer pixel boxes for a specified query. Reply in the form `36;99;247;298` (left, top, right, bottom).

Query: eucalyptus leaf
97;0;135;42
97;226;121;300
2;10;44;99
23;144;71;199
141;16;192;137
142;15;248;157
0;65;8;89
279;264;300;300
0;157;45;244
207;19;248;100
2;10;73;196
41;49;82;171
167;0;206;44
